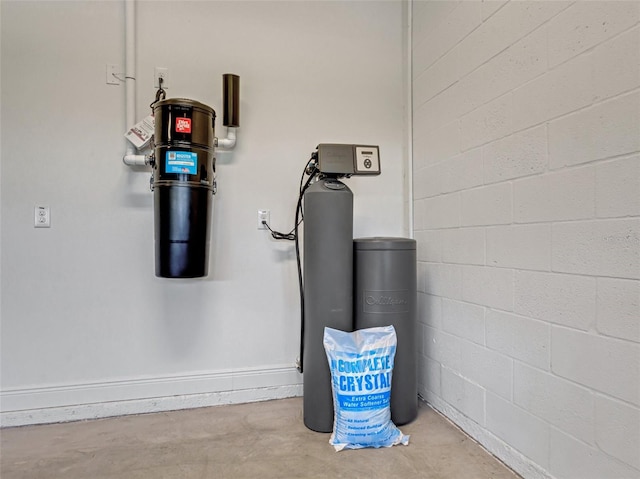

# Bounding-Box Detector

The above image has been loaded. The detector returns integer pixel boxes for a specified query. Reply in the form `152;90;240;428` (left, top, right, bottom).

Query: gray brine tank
354;237;417;425
303;178;354;432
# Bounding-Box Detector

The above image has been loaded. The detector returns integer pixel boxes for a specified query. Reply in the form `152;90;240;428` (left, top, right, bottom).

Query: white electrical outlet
257;210;270;230
34;205;50;228
106;64;120;85
154;67;169;89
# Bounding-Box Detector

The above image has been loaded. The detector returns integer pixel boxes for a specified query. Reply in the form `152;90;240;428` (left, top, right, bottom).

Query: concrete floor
1;397;519;479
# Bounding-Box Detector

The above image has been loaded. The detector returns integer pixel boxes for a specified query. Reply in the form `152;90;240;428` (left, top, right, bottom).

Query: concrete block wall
412;2;639;478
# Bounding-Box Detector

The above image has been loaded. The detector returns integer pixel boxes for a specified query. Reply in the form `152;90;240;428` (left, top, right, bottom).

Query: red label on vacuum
175;117;192;133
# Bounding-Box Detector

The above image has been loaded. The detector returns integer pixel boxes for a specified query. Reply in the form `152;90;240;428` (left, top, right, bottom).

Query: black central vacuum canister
303;178;354;432
354;237;417;425
152;98;216;278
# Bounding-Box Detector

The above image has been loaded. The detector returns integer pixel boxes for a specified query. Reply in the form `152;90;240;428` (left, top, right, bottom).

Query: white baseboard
1;365;303;427
422;392;554;479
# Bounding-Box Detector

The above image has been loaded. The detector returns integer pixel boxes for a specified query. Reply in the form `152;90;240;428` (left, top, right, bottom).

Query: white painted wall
0;0;407;425
412;2;639;478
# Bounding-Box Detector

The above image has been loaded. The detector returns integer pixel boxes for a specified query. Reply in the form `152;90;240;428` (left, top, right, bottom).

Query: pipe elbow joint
123;154;150;166
215;127;237;150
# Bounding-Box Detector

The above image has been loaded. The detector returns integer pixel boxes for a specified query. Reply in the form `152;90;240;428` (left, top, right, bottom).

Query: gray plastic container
303;179;354;432
354;237;417;425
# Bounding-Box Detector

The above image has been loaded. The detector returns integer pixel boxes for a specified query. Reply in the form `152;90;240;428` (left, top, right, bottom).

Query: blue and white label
165;151;197;174
337;392;390;411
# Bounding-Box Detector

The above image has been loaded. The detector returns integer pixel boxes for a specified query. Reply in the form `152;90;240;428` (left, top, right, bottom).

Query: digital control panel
354;146;380;175
316;144;381;177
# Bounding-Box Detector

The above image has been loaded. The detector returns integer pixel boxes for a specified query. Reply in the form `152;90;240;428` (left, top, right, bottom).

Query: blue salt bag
323;325;410;452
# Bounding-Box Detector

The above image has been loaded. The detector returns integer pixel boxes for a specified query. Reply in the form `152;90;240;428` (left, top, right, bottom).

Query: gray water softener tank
354;237;417;425
303;179;354;432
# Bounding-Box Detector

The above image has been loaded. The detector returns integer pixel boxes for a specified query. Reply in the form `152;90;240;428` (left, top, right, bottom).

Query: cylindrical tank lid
154;98;215;116
354;237;416;250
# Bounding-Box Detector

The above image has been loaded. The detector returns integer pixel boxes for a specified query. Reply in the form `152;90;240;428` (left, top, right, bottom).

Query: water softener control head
315;144;381;177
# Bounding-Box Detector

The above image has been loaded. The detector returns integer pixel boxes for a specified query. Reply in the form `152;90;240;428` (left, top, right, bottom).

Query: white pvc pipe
406;0;414;238
123;0;147;165
123;154;150;166
125;0;135;156
216;127;237;149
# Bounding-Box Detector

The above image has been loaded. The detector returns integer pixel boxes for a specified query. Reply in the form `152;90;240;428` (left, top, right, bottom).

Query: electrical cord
149;77;167;110
262;221;296;241
295;166;318;373
262;163;310;241
264;156;318;373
